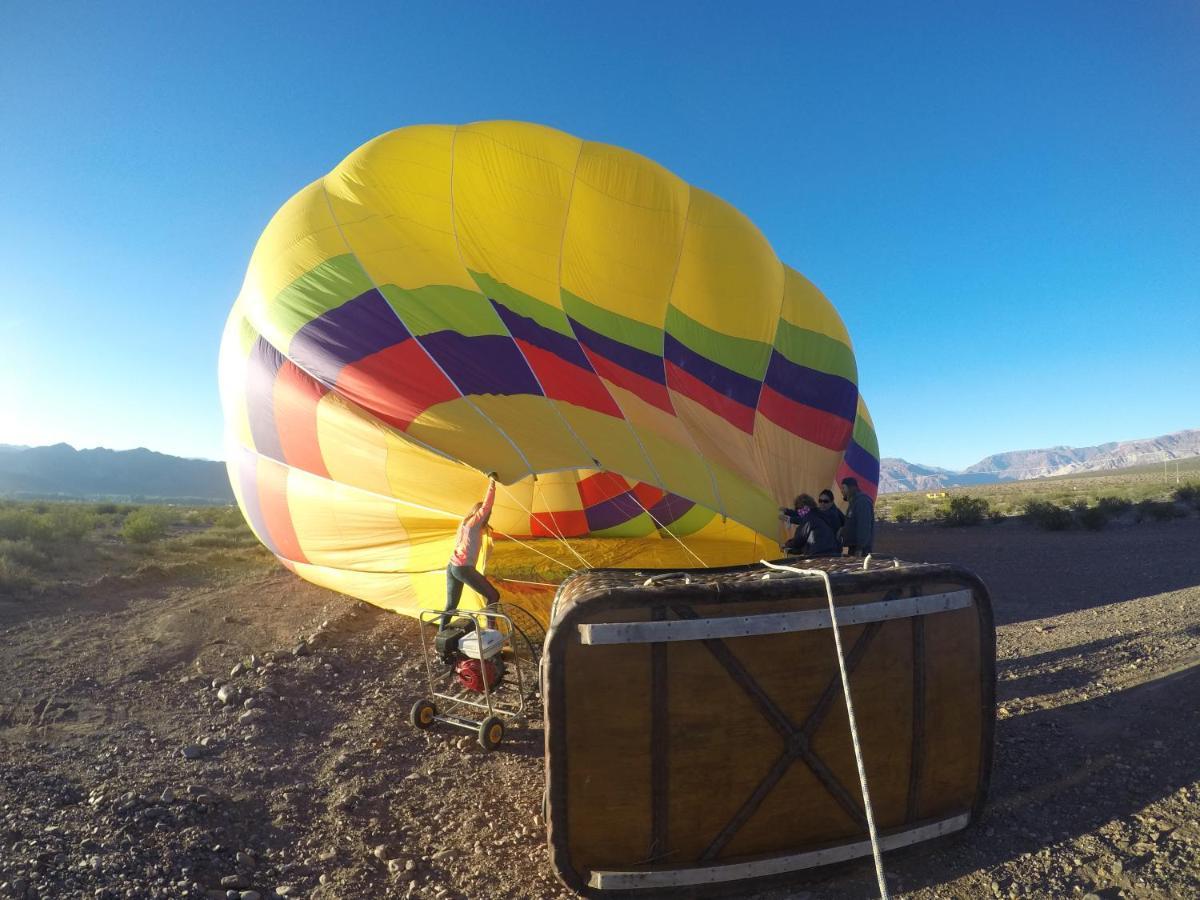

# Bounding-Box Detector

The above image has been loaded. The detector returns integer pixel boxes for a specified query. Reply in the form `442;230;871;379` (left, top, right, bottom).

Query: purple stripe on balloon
763;351;858;422
845;440;880;483
419;331;543;397
490;300;591;370
648;492;695;527
237;446;277;556
290;289;411;384
663;335;760;408
246;337;286;464
584;492;645;531
568;318;666;385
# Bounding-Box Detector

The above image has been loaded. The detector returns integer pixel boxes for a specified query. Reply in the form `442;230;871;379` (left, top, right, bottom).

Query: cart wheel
478;715;505;751
410;698;437;730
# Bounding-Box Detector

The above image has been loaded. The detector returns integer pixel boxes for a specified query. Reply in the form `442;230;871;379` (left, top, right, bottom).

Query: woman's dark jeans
442;564;500;628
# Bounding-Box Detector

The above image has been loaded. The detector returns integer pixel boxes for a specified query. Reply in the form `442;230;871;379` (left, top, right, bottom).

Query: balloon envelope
219;121;880;621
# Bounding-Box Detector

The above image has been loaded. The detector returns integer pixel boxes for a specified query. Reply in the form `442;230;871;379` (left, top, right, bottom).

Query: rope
489;527;579;574
620;478;709;568
497;480;593;569
758;559;890;900
534;479;595;570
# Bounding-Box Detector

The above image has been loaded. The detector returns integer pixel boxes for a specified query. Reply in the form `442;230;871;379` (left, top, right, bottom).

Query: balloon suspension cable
758;560;889;900
621;477;709;568
494;480;592;571
488;526;581;574
496;479;594;570
533;478;596;570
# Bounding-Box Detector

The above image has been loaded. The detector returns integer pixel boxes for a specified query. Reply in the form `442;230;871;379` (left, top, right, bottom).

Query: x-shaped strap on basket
661;593;893;863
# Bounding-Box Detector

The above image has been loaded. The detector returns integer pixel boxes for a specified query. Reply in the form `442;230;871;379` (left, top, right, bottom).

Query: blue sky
1;1;1196;470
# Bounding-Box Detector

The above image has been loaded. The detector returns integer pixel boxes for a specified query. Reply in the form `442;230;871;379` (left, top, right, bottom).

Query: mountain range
880;429;1200;494
2;429;1197;502
0;444;233;503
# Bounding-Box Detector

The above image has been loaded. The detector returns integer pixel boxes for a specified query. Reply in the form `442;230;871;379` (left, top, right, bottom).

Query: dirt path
1;518;1198;899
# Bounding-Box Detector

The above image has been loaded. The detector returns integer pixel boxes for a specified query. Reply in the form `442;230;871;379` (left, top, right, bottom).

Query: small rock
181;744;205;760
274;889;294;898
160;788;176;803
217;685;239;705
240;892;261;900
238;709;267;725
291;644;308;658
230;663;245;678
373;844;396;861
219;874;249;889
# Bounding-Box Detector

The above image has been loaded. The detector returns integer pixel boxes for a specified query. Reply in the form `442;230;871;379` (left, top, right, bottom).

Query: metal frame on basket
416;607;526;732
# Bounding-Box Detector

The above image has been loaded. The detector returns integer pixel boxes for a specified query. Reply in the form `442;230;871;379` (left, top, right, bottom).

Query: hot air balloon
219;122;991;895
219;120;879;622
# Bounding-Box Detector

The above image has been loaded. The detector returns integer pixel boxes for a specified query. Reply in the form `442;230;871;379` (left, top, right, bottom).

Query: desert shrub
890;500;922;523
122;507;171;543
939;495;990;527
1024;499;1074;531
212;507;245;529
48;505;97;540
0;538;49;570
0;555;33;595
1077;505;1109;531
1096;496;1132;517
92;502;119;514
0;509;56;544
1136;500;1186;522
1173;482;1200;509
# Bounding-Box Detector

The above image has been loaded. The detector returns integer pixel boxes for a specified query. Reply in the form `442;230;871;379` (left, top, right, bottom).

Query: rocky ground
1;516;1198;899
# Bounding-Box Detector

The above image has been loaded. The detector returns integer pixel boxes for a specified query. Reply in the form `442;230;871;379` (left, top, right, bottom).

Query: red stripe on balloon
632;482;664;509
529;509;589;538
514;339;622;417
577;471;631;507
255;457;308;564
836;459;879;502
274;361;331;479
665;361;755;433
758;385;855;451
582;348;674;414
335;341;459;431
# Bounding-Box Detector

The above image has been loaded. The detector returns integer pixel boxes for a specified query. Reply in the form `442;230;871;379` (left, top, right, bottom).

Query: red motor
454;657;500;693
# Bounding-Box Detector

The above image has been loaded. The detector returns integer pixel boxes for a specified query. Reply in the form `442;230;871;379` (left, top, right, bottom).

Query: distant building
925;491;949;500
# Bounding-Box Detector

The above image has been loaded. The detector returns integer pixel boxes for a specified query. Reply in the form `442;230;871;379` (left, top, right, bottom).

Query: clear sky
1;1;1197;469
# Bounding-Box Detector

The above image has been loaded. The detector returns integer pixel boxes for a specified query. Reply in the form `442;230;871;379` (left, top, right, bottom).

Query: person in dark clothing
815;489;845;541
839;477;875;557
779;494;840;557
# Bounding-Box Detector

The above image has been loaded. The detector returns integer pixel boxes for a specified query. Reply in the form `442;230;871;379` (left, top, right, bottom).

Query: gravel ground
1;515;1198;899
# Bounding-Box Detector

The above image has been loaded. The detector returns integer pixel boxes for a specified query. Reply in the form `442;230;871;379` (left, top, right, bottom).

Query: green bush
1077;505;1109;531
939;495;990;527
1024;500;1074;531
890;500;923;523
122;507;171;543
212;507;245;529
1096;496;1132;517
0;538;49;570
1;509;59;544
49;506;97;540
93;502;119;514
1136;500;1186;522
1173;482;1200;509
0;554;33;595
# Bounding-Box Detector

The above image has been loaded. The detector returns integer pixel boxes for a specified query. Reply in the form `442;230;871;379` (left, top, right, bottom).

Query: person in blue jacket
779;494;840;557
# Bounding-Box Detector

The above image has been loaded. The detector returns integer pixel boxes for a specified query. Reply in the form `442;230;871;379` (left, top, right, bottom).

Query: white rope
621;479;709;568
497;480;593;569
489;527;580;574
533;478;595;570
758;560;890;900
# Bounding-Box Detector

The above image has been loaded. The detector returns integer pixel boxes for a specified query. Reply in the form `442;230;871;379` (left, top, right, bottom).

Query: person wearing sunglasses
814;489;845;539
778;493;840;557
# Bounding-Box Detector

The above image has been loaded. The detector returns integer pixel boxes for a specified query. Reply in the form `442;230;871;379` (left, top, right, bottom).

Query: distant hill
0;444;233;503
881;429;1200;493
